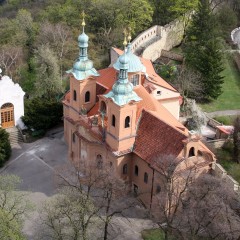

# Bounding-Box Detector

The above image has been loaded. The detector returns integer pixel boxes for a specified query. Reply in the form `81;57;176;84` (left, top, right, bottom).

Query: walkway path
1;127;155;240
206;110;240;118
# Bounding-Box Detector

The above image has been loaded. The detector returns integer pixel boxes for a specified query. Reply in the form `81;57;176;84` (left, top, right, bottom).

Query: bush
0;128;11;167
21;98;63;134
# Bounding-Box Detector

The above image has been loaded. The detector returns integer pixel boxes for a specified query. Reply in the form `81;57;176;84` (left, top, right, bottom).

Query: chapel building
63;20;215;208
0;68;25;129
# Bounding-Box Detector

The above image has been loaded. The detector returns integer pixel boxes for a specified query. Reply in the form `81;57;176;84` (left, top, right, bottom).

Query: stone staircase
5;127;23;147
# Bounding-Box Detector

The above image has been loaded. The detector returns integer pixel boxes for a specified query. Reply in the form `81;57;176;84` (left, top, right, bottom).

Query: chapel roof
133;110;187;164
113;43;145;73
112;47;177;92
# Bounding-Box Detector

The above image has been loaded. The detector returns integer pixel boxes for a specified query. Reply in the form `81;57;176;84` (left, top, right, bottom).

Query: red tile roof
97;67;117;89
134;110;187;163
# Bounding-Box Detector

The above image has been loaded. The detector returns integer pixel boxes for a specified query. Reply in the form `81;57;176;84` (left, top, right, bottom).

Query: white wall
0;75;25;129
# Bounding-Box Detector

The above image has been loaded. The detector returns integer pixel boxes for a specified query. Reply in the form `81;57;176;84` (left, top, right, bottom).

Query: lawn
142;229;165;240
199;59;240;112
213;115;237;125
216;146;240;184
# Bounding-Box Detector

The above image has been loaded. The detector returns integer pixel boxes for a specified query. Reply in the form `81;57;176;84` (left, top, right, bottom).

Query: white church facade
0;69;25;129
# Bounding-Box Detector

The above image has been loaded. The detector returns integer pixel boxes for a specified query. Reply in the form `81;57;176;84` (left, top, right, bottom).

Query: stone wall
205;139;225;150
131;19;185;62
212;162;240;192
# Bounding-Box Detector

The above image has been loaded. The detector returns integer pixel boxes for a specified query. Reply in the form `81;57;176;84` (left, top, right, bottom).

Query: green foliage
0;128;11;167
156;64;177;80
142;229;165;240
150;0;175;25
142;228;176;240
216;5;238;39
21;98;63;132
199;59;240;112
184;0;224;100
0;174;32;239
0;208;26;240
34;45;62;99
217;147;240;184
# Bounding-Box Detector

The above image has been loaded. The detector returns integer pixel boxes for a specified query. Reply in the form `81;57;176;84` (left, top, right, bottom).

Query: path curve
206;110;240;118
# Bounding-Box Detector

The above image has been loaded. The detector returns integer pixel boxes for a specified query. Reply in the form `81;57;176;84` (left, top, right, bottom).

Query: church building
0;68;25;129
63;18;215;208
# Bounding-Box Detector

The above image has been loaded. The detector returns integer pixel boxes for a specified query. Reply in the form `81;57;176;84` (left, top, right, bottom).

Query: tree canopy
183;0;224;100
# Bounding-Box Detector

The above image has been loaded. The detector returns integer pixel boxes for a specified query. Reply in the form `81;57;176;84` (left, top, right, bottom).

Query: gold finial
81;11;86;28
127;26;132;43
123;28;127;48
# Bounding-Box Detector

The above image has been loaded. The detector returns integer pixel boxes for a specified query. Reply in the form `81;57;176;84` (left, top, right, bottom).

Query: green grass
199;59;240;112
216;146;240;183
142;229;166;240
213;115;237;125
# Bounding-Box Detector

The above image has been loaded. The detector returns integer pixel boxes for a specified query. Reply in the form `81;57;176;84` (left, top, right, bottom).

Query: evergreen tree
183;0;224;100
0;128;11;167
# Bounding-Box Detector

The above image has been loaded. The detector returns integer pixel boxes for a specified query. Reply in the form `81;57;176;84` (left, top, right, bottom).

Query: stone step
6;127;23;146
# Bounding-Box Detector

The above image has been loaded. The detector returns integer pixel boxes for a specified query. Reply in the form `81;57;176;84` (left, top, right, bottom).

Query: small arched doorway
1;103;14;128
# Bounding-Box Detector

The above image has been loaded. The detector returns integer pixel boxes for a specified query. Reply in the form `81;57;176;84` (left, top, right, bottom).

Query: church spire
66;10;99;81
78;11;89;60
104;33;141;106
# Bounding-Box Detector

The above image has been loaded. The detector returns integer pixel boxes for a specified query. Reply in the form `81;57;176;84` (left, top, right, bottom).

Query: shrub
0;128;11;167
21;98;63;134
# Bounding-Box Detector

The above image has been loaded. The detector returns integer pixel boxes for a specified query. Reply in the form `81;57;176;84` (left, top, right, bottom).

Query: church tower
103;36;142;151
67;12;99;117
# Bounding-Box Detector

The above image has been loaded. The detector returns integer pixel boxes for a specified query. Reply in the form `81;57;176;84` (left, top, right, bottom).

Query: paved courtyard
0;127;155;240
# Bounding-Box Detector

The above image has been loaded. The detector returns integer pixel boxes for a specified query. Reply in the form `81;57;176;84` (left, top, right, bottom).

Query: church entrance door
1;103;14;128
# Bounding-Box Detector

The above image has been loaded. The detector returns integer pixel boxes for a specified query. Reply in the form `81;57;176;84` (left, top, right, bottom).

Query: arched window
100;101;106;114
156;185;161;193
73;90;77;101
72;133;75;143
96;154;103;169
144;172;148;183
130;74;139;86
112;114;116;127
189;147;195;157
125;116;130;128
123;164;128;174
135;165;138;176
85;91;90;102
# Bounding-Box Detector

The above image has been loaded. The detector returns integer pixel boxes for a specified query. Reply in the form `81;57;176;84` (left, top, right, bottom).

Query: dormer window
130;74;139;86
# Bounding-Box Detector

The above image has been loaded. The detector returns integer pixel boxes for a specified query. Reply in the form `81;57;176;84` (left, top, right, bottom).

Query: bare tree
175;65;203;101
95;169;134;240
152;155;196;240
179;175;240;239
151;155;240;240
37;22;73;80
38;161;133;240
0;45;24;80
